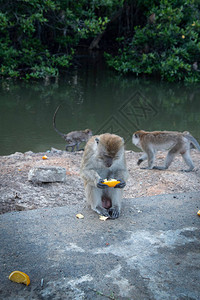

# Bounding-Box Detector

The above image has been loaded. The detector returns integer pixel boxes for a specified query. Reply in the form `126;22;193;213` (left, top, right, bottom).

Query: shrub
105;0;200;82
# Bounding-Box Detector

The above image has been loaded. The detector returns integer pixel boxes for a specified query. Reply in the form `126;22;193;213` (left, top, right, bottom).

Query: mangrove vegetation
1;0;200;82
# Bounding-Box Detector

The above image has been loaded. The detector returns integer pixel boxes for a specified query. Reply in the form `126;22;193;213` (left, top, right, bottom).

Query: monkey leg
140;150;155;169
153;166;167;170
65;145;70;151
85;185;110;217
107;188;122;219
65;144;72;151
76;142;81;151
181;151;194;172
153;148;177;170
76;142;84;151
66;143;76;152
147;149;156;169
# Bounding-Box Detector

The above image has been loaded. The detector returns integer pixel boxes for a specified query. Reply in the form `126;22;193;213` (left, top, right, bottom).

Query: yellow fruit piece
42;155;48;160
9;271;30;286
197;210;200;216
76;213;84;219
99;215;109;221
102;179;120;187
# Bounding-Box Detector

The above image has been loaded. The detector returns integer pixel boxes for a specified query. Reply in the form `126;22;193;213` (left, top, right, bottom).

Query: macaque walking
80;133;129;219
53;106;92;151
132;130;200;172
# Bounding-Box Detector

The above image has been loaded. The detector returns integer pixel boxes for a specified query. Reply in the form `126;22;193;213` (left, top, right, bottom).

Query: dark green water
0;55;200;155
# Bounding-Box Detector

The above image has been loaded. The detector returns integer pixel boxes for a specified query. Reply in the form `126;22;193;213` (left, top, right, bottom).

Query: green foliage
1;0;199;82
78;17;110;38
106;0;200;82
0;0;123;80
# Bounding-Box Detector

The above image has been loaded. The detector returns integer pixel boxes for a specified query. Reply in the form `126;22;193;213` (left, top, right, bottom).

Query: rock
51;147;63;154
25;151;34;155
9;152;24;158
15;204;27;211
15;203;36;211
28;166;66;183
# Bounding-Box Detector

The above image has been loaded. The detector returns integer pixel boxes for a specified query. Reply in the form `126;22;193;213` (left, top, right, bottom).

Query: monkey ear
95;138;99;144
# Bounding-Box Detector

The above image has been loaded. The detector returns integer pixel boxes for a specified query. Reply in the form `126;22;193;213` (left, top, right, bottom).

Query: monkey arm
112;166;129;182
80;169;101;187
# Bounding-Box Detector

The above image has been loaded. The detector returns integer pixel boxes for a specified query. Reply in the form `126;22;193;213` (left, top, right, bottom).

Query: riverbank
0;149;199;214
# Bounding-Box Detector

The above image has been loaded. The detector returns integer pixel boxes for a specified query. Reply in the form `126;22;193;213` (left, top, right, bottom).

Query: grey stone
28;166;66;183
51;147;63;154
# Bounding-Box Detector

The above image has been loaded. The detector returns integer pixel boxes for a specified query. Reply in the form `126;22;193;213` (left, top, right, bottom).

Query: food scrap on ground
99;215;109;221
9;271;30;286
76;213;84;219
42;155;48;160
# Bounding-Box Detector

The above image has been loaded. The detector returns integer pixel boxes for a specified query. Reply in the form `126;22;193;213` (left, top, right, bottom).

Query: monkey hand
97;179;107;189
137;159;143;165
114;180;126;189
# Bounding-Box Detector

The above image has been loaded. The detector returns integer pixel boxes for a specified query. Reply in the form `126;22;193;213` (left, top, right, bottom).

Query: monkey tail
185;134;200;151
53;105;65;137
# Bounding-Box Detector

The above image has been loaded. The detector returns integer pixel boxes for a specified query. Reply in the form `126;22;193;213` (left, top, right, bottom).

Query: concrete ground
0;192;200;300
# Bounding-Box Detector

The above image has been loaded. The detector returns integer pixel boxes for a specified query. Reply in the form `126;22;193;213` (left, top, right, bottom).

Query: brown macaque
53;105;92;151
80;133;129;219
148;13;156;24
192;62;200;72
132;130;200;172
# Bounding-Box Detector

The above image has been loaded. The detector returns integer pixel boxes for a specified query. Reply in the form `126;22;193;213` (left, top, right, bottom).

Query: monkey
132;130;200;172
53;105;92;151
148;13;156;24
80;133;129;219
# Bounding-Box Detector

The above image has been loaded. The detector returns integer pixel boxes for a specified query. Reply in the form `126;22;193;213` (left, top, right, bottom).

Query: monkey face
103;155;113;168
95;134;124;168
132;133;140;146
97;150;113;167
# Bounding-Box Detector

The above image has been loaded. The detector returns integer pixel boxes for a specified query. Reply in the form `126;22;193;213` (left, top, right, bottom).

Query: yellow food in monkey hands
102;179;120;187
9;271;30;286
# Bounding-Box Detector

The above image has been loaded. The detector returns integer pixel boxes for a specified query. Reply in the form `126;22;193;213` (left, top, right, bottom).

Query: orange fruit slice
102;179;120;187
9;271;30;286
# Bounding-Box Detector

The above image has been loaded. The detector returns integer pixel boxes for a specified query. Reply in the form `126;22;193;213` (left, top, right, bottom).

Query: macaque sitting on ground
80;133;129;219
53;105;92;151
132;130;200;172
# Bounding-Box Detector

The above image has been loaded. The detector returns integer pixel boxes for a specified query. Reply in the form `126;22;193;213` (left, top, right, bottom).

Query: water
0;53;200;155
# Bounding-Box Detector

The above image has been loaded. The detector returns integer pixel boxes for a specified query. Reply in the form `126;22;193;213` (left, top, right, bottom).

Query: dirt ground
0;148;199;214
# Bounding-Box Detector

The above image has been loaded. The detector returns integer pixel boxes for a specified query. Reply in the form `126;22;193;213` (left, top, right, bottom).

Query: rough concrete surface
0;192;200;300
